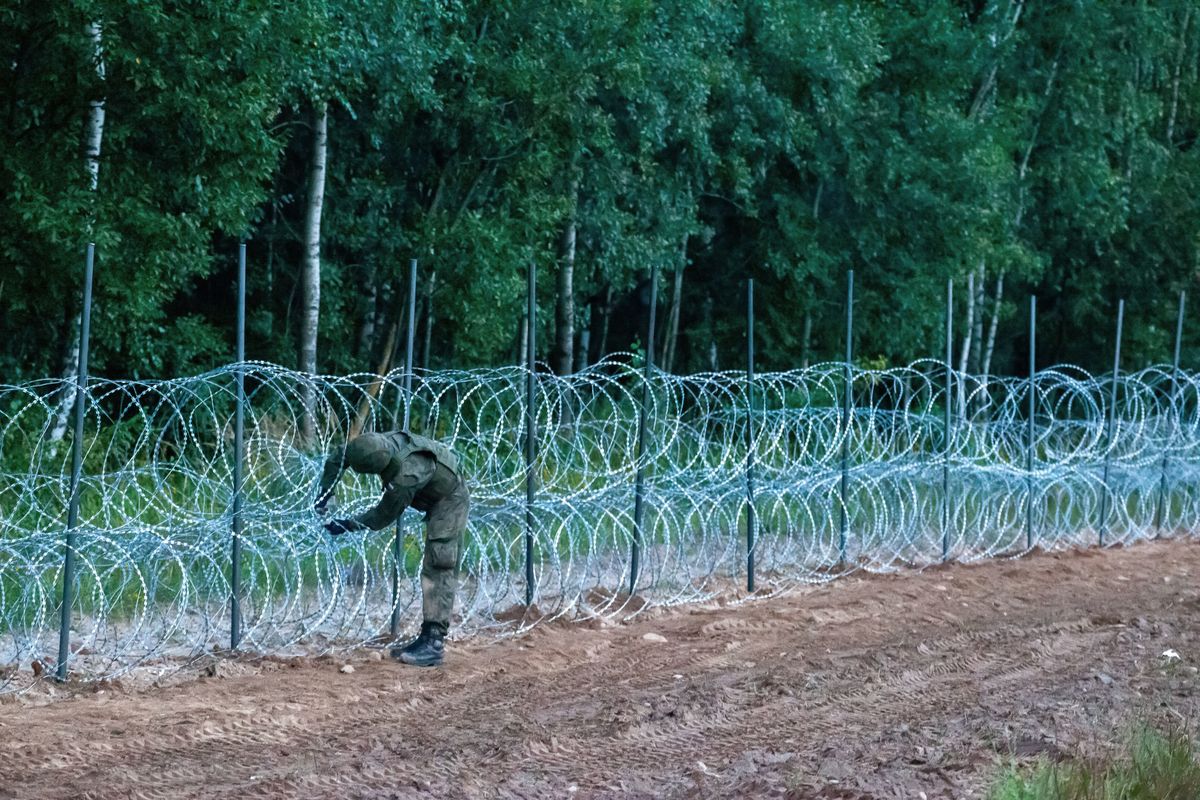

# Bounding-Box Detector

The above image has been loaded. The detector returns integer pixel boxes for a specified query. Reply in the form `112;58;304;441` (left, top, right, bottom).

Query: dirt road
3;541;1200;799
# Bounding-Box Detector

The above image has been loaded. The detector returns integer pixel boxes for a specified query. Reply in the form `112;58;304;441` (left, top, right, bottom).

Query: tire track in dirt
5;644;567;797
453;619;1093;790
3;541;1200;799
11;640;688;797
480;593;1162;793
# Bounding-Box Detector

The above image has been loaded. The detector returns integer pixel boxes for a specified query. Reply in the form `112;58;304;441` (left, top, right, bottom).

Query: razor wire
1;356;1198;690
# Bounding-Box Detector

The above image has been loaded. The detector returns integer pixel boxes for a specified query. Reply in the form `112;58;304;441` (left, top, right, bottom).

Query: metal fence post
524;262;538;606
942;278;953;562
631;266;658;595
390;258;419;639
746;279;757;593
57;243;95;682
1098;299;1125;545
838;270;854;565
1026;295;1036;550
231;243;246;650
1155;291;1186;533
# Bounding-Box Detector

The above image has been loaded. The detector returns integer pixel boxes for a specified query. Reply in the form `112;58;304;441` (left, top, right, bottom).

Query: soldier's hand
324;518;355;537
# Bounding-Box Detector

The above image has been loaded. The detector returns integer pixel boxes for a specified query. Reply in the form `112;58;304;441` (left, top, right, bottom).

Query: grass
989;728;1200;800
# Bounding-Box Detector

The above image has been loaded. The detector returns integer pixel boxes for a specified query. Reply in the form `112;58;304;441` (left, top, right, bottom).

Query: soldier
315;430;469;667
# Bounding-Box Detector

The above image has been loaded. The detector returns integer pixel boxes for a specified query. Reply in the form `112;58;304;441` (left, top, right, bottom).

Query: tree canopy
2;0;1197;380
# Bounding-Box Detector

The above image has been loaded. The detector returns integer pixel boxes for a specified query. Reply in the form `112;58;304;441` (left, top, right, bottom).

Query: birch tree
49;20;106;444
554;178;579;375
299;103;328;439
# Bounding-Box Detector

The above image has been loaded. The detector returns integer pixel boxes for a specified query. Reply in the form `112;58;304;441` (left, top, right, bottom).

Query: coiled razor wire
0;356;1197;690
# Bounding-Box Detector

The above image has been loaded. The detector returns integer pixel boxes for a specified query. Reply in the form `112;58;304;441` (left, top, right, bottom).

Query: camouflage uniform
316;431;469;634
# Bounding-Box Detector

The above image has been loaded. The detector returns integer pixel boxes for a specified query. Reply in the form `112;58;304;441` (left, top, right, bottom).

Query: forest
2;0;1198;383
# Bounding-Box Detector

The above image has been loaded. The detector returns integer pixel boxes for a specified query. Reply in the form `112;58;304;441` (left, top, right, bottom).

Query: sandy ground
2;541;1200;800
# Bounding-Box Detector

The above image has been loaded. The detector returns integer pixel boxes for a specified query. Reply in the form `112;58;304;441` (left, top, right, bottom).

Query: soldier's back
386;431;460;475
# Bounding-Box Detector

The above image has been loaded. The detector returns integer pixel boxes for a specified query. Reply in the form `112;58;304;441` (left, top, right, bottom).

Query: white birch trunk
967;0;1024;121
1167;7;1193;144
981;271;1005;379
957;270;976;419
977;271;1006;422
50;21;107;444
299;104;328;439
971;261;985;375
83;21;106;193
517;313;529;369
50;328;82;444
552;225;576;376
554;186;577;375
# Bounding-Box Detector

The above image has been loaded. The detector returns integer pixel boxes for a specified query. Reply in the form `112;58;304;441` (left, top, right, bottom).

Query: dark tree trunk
356;265;378;365
349;312;400;440
421;270;437;370
801;310;813;369
704;295;718;372
596;285;613;362
661;234;687;374
576;328;590;372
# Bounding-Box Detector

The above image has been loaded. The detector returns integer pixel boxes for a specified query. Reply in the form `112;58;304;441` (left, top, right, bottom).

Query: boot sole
392;654;443;667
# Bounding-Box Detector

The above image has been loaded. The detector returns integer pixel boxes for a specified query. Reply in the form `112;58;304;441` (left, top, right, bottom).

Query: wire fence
1;357;1197;691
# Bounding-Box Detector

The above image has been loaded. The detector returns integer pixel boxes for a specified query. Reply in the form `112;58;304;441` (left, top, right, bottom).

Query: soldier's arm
315;447;347;510
353;453;437;531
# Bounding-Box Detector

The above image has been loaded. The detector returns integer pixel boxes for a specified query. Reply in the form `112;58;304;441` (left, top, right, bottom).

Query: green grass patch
989;728;1200;800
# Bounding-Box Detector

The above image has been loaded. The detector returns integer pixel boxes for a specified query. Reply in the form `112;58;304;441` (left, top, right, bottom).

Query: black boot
390;622;445;667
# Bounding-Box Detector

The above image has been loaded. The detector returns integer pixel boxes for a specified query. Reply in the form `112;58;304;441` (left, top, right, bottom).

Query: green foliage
989;728;1200;800
2;0;1198;380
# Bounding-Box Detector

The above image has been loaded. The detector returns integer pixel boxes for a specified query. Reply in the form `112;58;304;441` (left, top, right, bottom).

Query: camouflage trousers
420;477;470;632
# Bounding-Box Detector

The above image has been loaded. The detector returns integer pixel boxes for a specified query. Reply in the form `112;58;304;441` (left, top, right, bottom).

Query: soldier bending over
315;431;469;667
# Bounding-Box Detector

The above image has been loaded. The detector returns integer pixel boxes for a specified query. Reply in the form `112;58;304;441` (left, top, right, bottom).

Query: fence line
0;357;1198;690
